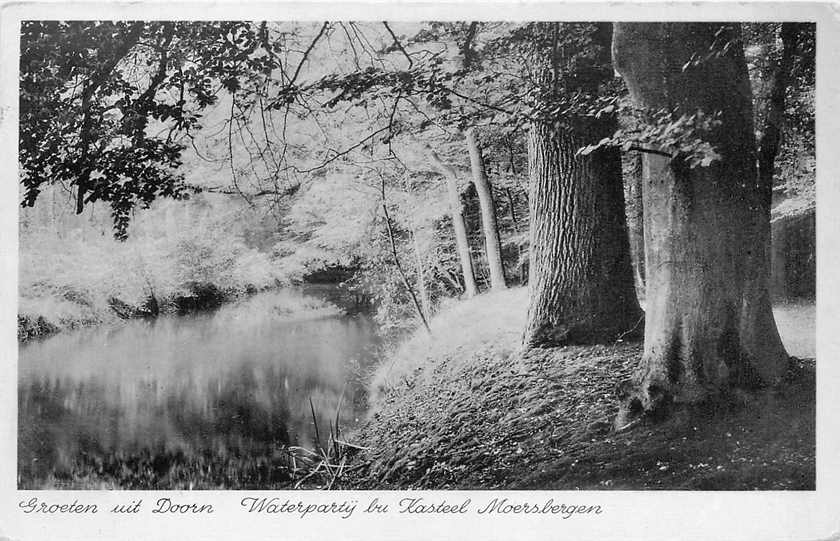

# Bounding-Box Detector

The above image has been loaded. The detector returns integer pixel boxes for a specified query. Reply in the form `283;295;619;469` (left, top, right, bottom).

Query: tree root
612;378;675;432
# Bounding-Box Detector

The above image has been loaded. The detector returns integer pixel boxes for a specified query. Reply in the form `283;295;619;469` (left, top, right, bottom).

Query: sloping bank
18;281;261;343
343;287;815;490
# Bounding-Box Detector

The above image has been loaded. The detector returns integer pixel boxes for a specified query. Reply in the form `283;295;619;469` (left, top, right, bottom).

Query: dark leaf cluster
578;102;723;168
19;20;271;238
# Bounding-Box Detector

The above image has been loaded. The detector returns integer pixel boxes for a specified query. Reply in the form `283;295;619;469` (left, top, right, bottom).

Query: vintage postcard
0;2;837;540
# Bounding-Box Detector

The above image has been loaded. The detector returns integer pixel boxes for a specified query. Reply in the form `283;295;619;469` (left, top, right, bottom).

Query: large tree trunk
523;22;642;347
524;120;642;347
428;148;478;298
612;23;788;410
465;128;507;291
627;152;646;301
770;218;789;300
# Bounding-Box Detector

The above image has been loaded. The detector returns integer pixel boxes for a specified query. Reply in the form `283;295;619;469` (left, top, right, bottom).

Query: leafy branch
577;103;723;168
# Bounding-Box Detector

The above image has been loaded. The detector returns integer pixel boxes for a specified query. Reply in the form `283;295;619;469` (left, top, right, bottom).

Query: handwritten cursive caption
17;496;603;520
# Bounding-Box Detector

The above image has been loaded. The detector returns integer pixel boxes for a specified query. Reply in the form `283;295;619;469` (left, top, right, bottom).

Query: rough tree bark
612;23;789;410
523;23;642;347
428;148;479;298
627;152;646;299
524;121;642;346
465;128;507;291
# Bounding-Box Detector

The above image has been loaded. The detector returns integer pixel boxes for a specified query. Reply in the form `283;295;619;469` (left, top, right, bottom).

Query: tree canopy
19;20;815;333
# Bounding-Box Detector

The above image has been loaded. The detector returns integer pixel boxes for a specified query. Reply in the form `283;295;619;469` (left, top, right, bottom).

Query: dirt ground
343;341;815;490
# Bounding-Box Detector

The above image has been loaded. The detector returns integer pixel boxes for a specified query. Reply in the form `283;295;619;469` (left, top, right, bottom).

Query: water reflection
18;289;379;488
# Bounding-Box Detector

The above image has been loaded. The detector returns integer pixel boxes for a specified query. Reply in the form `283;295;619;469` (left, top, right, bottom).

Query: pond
18;289;381;489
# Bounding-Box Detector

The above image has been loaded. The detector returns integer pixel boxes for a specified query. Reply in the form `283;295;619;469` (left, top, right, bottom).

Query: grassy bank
18;229;288;342
18;281;267;343
18;295;107;342
343;287;815;490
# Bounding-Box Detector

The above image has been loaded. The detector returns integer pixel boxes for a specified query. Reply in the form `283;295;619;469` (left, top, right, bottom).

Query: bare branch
203;184;300;198
298;124;392;174
289;22;329;88
626;145;675;159
379;175;431;334
227;93;254;207
383;22;413;68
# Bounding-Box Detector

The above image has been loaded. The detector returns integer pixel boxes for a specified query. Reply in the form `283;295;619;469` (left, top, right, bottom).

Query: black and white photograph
1;3;837;540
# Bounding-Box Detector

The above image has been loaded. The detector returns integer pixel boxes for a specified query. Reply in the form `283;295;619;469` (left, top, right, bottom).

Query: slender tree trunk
409;224;431;320
506;135;529;199
404;174;432;319
50;187;60;238
759;24;800;303
505;187;526;284
380;197;431;334
428;148;478;298
612;23;788;410
504;144;528;283
757;24;800;194
523;22;641;347
465;128;507;290
505;188;519;228
524;121;642;346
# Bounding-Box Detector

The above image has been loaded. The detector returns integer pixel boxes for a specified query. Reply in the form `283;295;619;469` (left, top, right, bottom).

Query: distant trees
465;129;507;291
747;24;815;302
327;22;642;343
19;186;283;333
304;21;521;303
745;22;815;218
428;148;479;298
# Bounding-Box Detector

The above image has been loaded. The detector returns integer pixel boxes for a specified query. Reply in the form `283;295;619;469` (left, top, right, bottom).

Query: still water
18;289;380;488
